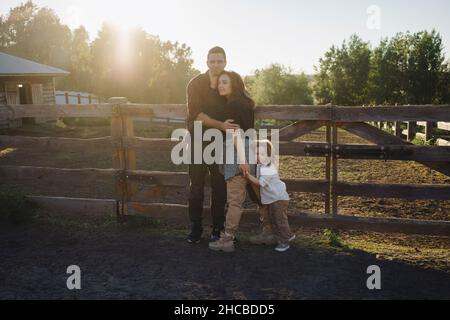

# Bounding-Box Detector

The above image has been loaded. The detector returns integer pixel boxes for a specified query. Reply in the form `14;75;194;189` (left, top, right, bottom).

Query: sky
1;0;450;75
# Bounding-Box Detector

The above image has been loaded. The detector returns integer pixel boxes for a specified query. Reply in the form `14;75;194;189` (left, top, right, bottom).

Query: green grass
323;228;343;247
411;136;435;145
0;190;39;224
123;215;161;229
342;234;450;272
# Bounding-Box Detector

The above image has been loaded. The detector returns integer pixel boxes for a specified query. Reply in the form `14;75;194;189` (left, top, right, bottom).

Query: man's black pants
188;141;227;234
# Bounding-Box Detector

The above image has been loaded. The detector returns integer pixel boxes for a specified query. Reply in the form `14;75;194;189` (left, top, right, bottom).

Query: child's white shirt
257;163;290;205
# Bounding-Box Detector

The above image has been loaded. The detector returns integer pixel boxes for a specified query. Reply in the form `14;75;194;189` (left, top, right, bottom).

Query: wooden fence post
325;122;331;214
331;122;338;216
109;97;136;220
393;121;402;137
407;121;416;141
424;122;433;141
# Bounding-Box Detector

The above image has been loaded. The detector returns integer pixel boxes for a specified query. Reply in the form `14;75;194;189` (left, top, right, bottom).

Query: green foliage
315;31;450;105
323;228;342;247
246;64;313;105
125;215;160;229
0;1;72;69
411;136;434;146
55;118;67;128
314;35;371;105
0;1;199;103
89;23;198;103
368;30;448;105
2;2;449;107
0;191;38;224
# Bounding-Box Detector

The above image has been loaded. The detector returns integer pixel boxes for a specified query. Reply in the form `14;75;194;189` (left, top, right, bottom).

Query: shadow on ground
0;219;449;300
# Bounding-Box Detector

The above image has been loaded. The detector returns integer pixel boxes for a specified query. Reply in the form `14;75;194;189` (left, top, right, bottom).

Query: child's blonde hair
251;139;279;168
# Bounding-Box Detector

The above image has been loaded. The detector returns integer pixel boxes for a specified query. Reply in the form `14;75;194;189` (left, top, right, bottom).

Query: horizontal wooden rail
27;195;450;235
437;138;450;146
55;93;98;99
0;165;329;194
332;106;450;122
332;144;450;161
0;135;110;149
0;135;330;157
2;104;114;119
334;182;450;200
437;122;450;131
338;122;450;177
3;135;450;161
3;165;450;201
1;104;450;122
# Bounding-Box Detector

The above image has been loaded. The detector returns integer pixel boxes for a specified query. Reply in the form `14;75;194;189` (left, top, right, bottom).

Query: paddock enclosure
1;98;449;235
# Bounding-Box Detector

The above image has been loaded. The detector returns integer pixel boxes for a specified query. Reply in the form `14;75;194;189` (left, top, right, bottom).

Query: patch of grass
0;191;38;224
55;118;67;129
381;126;394;135
342;233;450;272
0;148;16;158
411;136;435;145
124;215;161;229
323;228;342;247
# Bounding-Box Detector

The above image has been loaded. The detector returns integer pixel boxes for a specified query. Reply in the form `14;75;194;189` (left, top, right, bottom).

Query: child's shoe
274;242;290;252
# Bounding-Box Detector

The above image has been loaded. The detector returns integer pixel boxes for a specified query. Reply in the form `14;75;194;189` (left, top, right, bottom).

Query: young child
244;139;295;252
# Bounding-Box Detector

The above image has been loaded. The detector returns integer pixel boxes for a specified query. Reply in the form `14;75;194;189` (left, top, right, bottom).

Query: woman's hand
245;171;260;187
221;119;240;131
239;163;250;175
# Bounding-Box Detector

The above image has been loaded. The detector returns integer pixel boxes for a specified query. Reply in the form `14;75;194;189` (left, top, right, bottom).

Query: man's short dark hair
208;46;226;61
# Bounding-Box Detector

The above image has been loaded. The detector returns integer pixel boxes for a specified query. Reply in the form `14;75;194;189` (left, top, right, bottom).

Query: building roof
0;52;70;77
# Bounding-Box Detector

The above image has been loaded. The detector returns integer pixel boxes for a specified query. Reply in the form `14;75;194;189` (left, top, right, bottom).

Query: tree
313;35;371;105
247;64;313;105
0;1;37;50
316;32;450;105
435;61;450;104
63;26;92;92
90;23;198;103
407;30;446;104
0;2;72;70
368;33;411;104
0;1;198;103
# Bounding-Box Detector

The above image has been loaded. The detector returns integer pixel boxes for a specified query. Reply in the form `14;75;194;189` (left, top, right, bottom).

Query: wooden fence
1;98;450;235
55;92;103;104
371;121;450;146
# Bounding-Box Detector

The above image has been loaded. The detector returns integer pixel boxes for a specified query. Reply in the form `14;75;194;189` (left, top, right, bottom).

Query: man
186;47;240;243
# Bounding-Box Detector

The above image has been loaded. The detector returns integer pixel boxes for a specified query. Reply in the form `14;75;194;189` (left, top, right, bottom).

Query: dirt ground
0;216;449;300
0;120;449;299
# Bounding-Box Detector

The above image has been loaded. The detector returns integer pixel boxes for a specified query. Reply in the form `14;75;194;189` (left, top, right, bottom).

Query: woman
206;70;260;252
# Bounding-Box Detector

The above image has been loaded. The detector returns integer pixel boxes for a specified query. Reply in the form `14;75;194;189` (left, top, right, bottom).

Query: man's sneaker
186;224;202;244
210;234;220;242
275;242;290;252
210;228;222;242
186;233;201;244
249;233;277;245
209;233;235;252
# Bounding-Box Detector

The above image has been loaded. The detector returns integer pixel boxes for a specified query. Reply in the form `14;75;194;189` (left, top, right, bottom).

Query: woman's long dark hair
218;71;255;110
